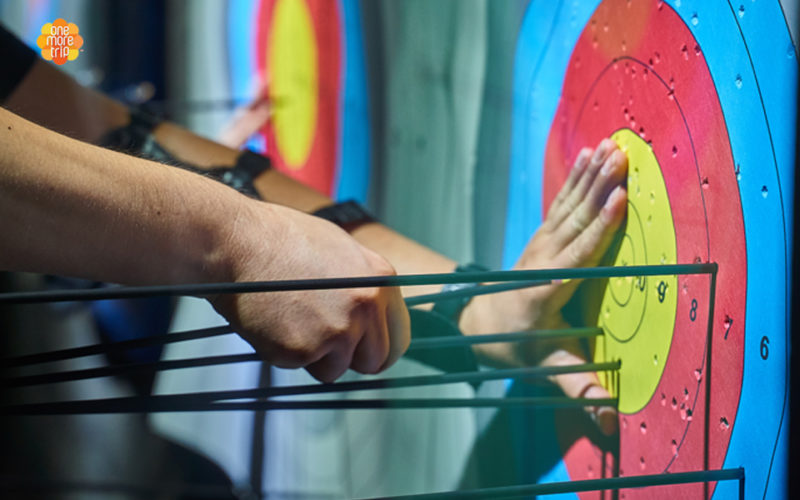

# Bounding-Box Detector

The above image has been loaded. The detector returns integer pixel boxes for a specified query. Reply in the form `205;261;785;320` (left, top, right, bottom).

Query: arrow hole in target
723;314;734;339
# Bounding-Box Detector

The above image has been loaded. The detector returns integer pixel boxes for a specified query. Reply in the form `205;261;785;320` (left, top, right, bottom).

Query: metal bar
189;362;619;401
3;362;619;401
404;280;550;306
5;357;614;391
2;325;235;368
376;468;745;500
739;469;745;500
1;396;617;415
3;327;602;386
406;327;602;351
218;362;619;400
704;263;719;499
3;352;261;388
0;264;717;304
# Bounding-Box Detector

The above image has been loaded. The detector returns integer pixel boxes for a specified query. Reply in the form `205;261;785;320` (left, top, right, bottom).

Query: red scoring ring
543;1;746;497
255;0;342;196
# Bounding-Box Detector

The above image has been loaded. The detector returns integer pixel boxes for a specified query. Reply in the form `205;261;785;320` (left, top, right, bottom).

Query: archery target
505;1;795;498
253;0;371;200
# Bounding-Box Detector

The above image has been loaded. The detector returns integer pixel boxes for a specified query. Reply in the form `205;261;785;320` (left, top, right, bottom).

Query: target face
505;1;795;498
254;0;371;200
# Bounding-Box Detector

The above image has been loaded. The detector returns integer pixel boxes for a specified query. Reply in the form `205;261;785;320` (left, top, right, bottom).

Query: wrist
200;195;258;285
212;198;295;286
459;290;538;336
458;294;494;335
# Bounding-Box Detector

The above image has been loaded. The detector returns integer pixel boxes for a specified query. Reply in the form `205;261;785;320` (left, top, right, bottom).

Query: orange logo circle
36;19;84;65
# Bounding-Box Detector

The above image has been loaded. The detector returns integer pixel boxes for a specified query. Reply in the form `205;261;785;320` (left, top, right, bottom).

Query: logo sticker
36;19;84;65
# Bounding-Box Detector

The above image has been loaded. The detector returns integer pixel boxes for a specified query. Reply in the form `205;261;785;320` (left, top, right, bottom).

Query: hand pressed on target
460;138;627;436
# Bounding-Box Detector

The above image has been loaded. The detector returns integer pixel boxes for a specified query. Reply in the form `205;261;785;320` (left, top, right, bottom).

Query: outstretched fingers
541;138;627;436
545;139;616;232
544;147;593;230
559;184;627;268
550;147;628;257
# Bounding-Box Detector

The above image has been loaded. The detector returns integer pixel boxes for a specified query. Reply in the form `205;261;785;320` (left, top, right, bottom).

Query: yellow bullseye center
595;129;678;414
268;0;318;168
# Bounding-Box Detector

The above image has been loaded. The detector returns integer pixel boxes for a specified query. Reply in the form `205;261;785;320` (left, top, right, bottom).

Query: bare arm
2;57;129;144
0;105;229;285
0;107;410;382
4;60;455;298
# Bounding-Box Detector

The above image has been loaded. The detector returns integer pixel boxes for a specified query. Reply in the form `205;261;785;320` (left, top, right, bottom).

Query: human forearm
0;106;410;381
3;59;457;295
0;106;245;285
4;59;129;144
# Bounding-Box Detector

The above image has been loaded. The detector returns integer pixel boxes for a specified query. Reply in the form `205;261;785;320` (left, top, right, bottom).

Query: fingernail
605;185;624;207
592;139;611;163
600;150;621;176
597;408;619;435
574;149;591;171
